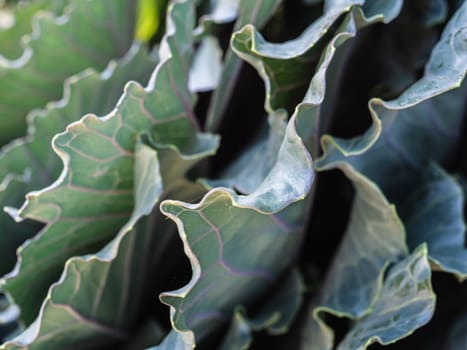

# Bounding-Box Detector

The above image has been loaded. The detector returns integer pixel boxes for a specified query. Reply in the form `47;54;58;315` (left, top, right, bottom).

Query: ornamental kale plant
0;0;466;349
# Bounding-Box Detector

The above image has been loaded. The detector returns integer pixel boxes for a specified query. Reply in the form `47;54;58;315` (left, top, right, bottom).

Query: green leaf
317;164;408;316
0;0;67;59
0;0;138;145
0;44;156;188
0;137;165;349
301;4;467;347
2;0;218;325
1;132;214;349
302;244;434;350
176;10;373;344
195;10;385;344
160;194;308;341
367;0;445;101
204;0;283;131
219;270;305;350
205;110;288;193
304;159;408;349
230;0;402;115
197;0;240;26
209;4;365;192
188;35;223;92
401;164;467;280
0;174;41;277
317;0;467;275
160;107;313;341
135;0;161;42
337;245;435;350
0;44;156;278
318;1;467;179
148;330;195;350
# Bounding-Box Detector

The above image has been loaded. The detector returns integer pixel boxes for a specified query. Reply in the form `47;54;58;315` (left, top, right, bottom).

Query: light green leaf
337;245;435;350
2;0;218;325
0;44;156;278
205;0;283;132
135;0;166;42
188;35;223;92
401;164;467;280
0;0;137;145
0;0;67;59
148;329;195;350
197;0;239;27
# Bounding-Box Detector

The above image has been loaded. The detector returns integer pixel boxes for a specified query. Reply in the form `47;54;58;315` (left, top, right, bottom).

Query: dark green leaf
401;164;467;279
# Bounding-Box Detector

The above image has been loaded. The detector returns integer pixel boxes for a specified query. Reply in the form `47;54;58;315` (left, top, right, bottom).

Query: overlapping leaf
209;2;370;194
400;164;467;280
219;270;305;350
304;158;409;349
204;0;283;131
2;0;218;325
231;0;403;115
319;0;467;184
0;0;137;144
0;0;463;349
159;97;313;342
0;45;156;276
1;128;216;348
317;191;432;350
336;245;434;350
190;5;382;346
1;138;166;350
318;0;467;277
205;110;288;193
299;2;467;348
